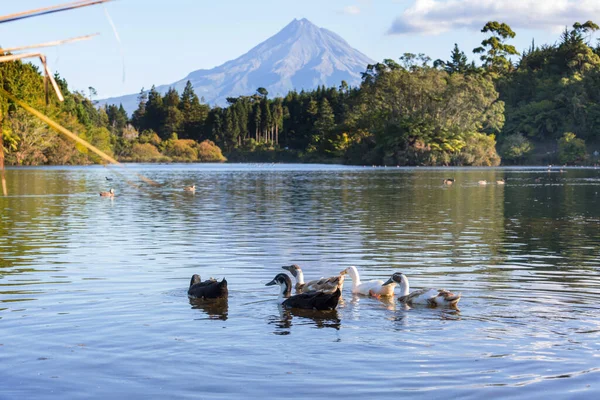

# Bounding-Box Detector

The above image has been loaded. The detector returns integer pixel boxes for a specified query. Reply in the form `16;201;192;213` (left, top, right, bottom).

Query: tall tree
473;21;519;74
314;98;335;142
131;88;148;131
144;85;165;138
106;103;128;136
179;81;209;140
435;44;471;74
162;87;182;137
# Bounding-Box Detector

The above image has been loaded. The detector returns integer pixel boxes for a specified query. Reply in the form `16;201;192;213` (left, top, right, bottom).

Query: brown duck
282;264;344;294
99;188;114;197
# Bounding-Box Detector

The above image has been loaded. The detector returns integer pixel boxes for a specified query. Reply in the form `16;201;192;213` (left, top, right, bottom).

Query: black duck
265;273;341;310
187;274;228;299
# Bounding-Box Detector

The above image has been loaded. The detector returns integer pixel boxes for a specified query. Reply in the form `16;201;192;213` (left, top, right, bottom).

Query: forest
2;21;600;166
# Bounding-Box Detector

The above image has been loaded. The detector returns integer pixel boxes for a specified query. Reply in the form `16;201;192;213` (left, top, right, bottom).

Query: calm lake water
1;164;600;399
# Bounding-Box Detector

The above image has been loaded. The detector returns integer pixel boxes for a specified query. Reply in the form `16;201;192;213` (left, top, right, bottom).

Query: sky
1;0;599;99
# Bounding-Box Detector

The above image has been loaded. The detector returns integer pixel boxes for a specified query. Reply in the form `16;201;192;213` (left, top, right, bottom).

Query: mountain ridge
99;18;374;114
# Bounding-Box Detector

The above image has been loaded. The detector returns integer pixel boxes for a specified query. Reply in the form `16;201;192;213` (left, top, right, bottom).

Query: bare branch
0;33;99;54
0;0;113;24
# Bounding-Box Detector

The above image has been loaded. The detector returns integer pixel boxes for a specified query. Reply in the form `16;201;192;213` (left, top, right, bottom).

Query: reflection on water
189;297;228;321
1;165;600;399
270;305;341;334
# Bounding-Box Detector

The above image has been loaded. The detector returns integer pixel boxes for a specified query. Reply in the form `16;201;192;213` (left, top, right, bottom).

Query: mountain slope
100;18;374;114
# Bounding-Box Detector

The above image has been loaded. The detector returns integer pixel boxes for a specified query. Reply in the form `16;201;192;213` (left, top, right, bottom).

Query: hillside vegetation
2;21;600;166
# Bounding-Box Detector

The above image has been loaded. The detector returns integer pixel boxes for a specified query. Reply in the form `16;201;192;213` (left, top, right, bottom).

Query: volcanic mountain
100;18;374;114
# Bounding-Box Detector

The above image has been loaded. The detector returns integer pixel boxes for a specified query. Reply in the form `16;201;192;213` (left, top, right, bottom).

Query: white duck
383;272;461;307
340;266;396;297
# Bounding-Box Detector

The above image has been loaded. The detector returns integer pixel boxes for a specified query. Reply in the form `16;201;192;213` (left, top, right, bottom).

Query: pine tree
162;87;182;137
131;88;147;130
314;98;335;143
143;85;165;136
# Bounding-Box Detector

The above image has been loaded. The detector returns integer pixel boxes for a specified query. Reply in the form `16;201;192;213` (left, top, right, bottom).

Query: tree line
2;20;600;166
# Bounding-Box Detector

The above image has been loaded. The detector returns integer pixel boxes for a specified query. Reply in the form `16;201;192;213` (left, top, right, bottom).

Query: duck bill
339;270;347;276
382;278;394;286
265;279;277;286
281;265;293;272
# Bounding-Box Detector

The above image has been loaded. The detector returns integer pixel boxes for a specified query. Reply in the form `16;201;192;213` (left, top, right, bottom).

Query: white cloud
342;5;361;15
388;0;600;35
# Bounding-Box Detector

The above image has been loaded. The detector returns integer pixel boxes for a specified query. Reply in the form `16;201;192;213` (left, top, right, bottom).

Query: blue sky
1;0;598;99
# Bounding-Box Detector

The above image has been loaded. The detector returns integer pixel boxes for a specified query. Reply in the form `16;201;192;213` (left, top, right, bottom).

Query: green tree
312;98;335;151
179;81;209;140
473;21;519;74
434;44;471;74
558;132;587;164
106;103;128;136
131;88;147;130
143;85;165;137
162;87;183;137
499;133;533;163
256;87;268;98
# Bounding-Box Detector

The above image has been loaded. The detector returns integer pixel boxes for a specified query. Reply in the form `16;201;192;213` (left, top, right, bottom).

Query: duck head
266;273;292;299
281;264;301;277
339;266;358;278
383;272;407;286
190;274;202;287
109;188;114;194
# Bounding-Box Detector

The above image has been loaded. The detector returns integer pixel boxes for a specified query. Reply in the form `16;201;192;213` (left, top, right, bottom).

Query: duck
383;272;461;307
184;184;196;192
478;180;487;185
281;264;344;294
187;274;228;299
99;188;114;197
496;178;506;185
105;176;113;181
266;273;341;310
443;178;455;185
339;266;396;297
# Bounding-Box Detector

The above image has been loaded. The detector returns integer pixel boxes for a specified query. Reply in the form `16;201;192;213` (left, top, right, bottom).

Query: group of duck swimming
100;184;196;197
187;264;461;311
102;179;511;197
443;178;505;185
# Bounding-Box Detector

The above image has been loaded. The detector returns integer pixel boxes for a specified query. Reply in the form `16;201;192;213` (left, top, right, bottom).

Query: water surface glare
1;164;600;398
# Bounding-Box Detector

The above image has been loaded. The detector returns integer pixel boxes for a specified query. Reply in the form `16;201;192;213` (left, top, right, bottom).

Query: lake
1;164;600;399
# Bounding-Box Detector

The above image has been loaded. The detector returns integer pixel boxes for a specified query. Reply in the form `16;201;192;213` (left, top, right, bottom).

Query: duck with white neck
265;273;341;310
383;272;461;307
282;264;344;294
339;266;396;297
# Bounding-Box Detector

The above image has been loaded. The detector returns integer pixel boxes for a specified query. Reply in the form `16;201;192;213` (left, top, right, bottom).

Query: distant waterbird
99;188;114;197
443;178;455;185
478;180;488;185
184;184;196;192
496;178;506;185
